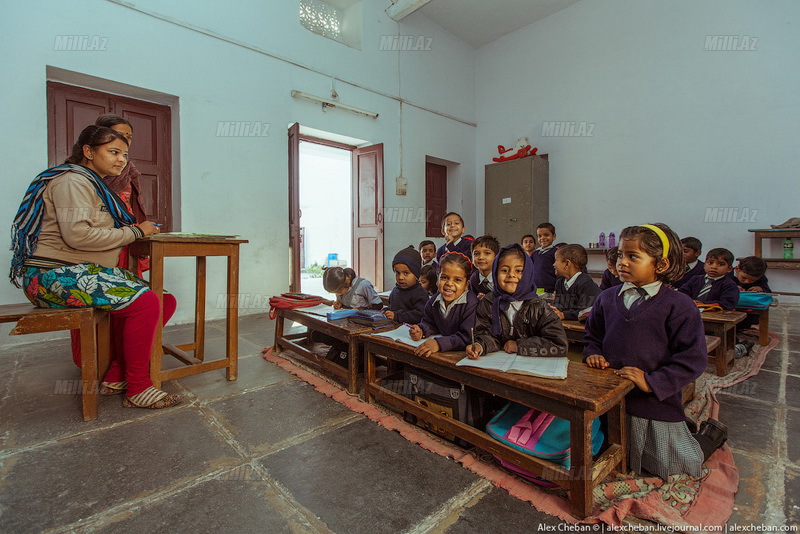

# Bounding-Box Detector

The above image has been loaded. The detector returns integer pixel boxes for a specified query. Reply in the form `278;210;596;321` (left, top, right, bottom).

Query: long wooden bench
1;303;110;421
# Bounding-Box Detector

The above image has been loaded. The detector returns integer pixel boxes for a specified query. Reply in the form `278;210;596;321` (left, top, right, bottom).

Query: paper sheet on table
371;326;429;347
456;352;568;379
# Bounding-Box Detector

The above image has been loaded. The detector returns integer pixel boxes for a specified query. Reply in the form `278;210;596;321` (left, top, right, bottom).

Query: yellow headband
640;224;669;258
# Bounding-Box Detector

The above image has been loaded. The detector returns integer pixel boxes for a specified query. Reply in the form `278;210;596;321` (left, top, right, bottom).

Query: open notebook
371;326;429;348
455;352;568;379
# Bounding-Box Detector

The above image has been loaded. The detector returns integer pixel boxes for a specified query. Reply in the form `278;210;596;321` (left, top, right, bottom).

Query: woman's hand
503;340;517;353
465;343;483;360
615;366;652;392
586;354;609;369
408;325;423;341
414;339;440;358
137;221;161;236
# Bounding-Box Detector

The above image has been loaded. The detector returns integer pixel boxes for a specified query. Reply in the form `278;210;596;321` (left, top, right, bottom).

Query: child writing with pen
584;223;727;479
465;243;567;359
408;252;478;357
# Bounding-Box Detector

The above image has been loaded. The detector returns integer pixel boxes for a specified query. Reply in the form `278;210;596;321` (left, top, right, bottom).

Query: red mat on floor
261;345;760;528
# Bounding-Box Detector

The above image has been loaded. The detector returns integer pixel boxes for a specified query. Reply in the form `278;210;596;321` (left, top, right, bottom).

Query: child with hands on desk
584;223;726;480
384;246;429;323
322;267;382;310
465;244;567;360
408;252;478;358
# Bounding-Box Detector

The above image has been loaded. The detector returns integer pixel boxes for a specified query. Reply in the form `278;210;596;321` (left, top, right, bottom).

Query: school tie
697;277;713;301
479;279;492;294
628;287;648;311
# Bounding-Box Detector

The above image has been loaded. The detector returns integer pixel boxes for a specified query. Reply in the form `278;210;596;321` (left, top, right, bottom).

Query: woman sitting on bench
10;124;180;409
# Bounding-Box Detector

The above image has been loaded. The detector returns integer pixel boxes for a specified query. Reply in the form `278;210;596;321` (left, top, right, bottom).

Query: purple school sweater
418;291;478;352
726;272;771;293
675;261;705;289
583;285;707;422
600;269;623;291
435;238;473;261
678;274;740;310
469;270;493;297
552;272;601;320
531;247;557;292
387;282;429;324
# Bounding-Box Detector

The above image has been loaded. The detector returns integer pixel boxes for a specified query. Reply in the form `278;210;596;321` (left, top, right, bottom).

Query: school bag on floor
486;401;604;484
402;367;491;448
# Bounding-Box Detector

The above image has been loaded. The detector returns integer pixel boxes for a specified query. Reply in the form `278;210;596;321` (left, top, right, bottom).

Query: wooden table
128;235;248;388
700;310;747;376
362;335;634;519
272;307;395;395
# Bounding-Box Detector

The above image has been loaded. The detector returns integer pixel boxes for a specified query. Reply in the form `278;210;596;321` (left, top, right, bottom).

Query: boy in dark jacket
550;244;602;321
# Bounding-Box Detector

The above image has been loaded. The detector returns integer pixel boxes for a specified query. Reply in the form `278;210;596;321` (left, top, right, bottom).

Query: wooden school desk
700;310;747;376
272;307;395;395
361;335;634;519
128;234;248;388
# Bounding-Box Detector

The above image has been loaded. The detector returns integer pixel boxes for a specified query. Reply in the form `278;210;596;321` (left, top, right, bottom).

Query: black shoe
699;418;728;449
685;417;698;434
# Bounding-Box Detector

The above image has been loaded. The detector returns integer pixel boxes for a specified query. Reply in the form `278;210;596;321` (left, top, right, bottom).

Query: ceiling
412;0;580;48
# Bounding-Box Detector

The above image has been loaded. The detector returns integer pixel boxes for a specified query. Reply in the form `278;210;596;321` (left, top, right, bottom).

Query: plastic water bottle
608;232;616;248
598;233;606;248
785;238;794;259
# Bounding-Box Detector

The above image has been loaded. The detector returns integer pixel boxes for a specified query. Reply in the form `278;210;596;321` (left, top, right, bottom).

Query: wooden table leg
607;399;627;473
149;242;165;389
721;324;736;376
226;249;239;381
273;311;285;354
364;346;376;404
570;411;592;518
346;337;359;395
195;256;206;361
758;309;769;346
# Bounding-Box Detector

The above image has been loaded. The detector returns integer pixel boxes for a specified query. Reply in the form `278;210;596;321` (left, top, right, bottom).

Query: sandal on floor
100;381;127;395
123;387;181;409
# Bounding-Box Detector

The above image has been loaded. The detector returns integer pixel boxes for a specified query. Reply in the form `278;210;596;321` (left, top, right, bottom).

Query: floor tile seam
0;403;201;461
0;357;23;450
402;479;494;534
249;412;363;458
173;373;298;404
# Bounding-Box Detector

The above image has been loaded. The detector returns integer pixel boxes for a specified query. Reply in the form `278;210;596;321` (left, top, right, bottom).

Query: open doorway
298;141;352;295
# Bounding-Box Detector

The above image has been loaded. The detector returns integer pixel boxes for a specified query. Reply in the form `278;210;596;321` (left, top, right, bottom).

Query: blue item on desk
327;308;359;321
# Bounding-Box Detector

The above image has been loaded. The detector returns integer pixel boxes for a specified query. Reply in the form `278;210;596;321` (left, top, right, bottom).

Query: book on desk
371;326;429;347
456;352;569;379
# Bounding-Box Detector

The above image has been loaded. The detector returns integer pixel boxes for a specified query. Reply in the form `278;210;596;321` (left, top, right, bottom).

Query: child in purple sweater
584;223;726;480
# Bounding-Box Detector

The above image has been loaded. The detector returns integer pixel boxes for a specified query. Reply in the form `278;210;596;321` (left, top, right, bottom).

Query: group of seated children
318;213;739;482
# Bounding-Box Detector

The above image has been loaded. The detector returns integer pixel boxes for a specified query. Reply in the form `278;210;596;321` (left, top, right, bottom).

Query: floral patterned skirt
23;263;150;311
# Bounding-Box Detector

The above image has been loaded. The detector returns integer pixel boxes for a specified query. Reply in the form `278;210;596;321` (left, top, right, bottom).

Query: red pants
70;292;177;396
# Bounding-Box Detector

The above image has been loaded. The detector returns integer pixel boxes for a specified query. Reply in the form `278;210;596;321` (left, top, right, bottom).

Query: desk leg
149;243;165;389
758;309;769;346
364;347;376;404
607;399;627;474
195;256;206;361
346;338;359;395
570;411;593;519
226;249;239;381
79;311;99;422
720;324;736;376
273;312;284;354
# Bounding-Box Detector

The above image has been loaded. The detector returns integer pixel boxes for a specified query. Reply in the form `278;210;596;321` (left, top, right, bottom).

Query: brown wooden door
352;144;384;290
425;162;447;237
47;82;173;230
288;123;301;292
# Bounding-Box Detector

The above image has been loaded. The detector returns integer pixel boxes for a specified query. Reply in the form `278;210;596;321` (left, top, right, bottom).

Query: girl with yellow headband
583;222;727;479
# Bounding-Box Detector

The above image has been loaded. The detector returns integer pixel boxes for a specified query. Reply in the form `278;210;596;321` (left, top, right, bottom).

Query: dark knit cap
392;246;422;278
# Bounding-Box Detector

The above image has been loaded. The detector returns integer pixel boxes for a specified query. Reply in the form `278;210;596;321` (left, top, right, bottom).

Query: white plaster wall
476;0;800;293
0;0;476;346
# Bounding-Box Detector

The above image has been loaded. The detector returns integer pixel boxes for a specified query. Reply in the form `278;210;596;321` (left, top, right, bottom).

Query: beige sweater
31;172;143;268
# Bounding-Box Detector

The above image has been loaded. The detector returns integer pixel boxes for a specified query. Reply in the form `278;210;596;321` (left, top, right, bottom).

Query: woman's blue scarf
490;243;538;335
9;164;136;287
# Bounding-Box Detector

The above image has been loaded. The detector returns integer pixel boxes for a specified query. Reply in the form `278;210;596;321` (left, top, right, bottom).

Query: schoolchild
732;256;771;293
584;223;726;479
419;264;438;295
419;240;437;268
678;248;740;310
465;244;567;359
435;212;473;261
600;246;623;290
530;222;558;292
521;234;536;256
409;252;478;357
470;235;500;298
384;246;429;324
322;267;382;310
550;244;601;320
675;237;704;288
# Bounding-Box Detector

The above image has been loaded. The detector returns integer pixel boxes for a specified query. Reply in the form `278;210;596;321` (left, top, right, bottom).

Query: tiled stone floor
1;307;798;532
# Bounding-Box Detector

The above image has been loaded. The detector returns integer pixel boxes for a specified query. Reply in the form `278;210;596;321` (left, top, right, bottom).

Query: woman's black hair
322;267;357;293
64;125;129;165
618;222;685;284
95;114;133;129
438;251;473;278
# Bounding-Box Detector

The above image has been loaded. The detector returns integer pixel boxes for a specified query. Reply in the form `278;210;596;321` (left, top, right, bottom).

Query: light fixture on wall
291;90;379;119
